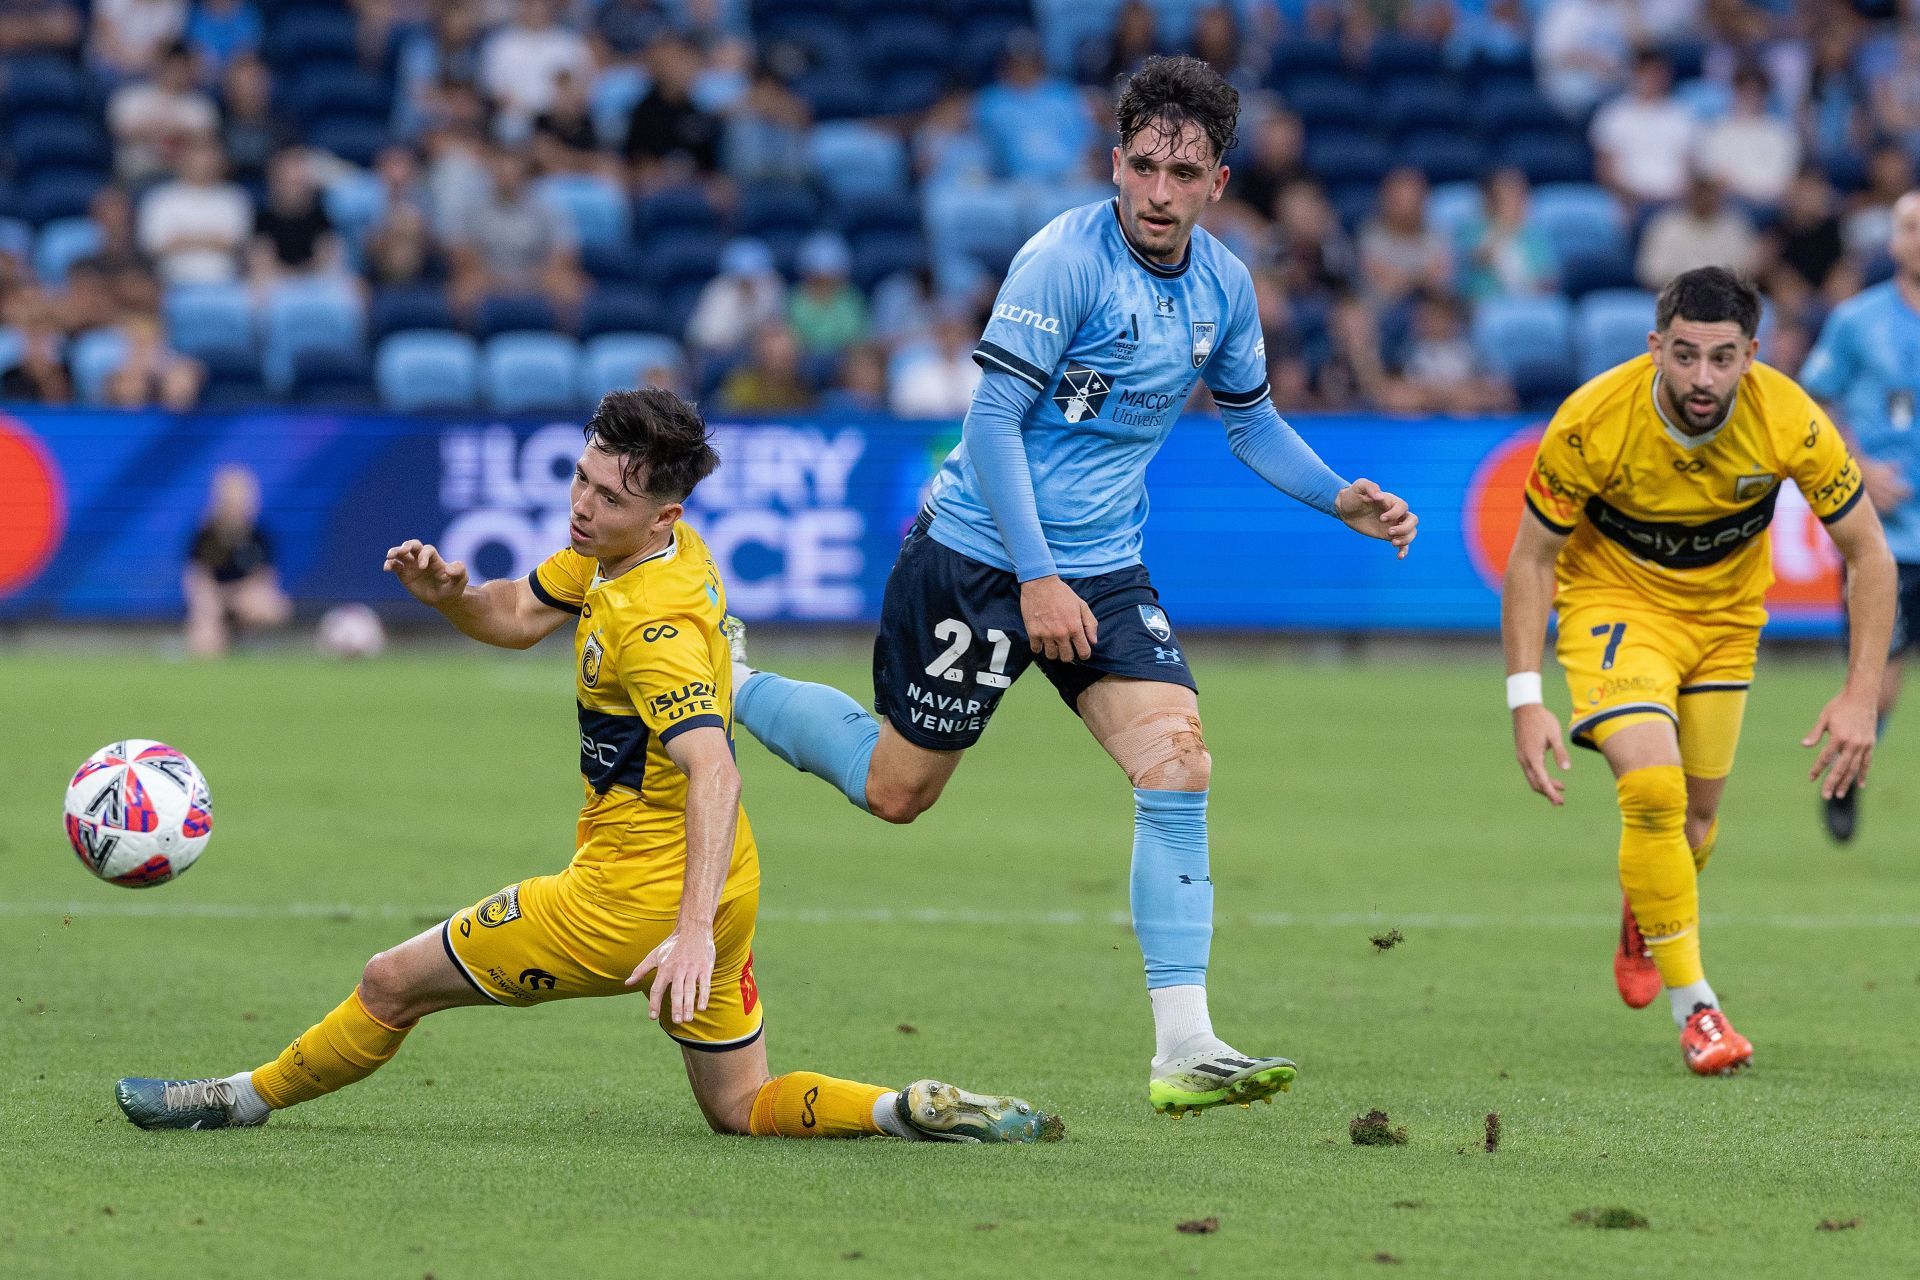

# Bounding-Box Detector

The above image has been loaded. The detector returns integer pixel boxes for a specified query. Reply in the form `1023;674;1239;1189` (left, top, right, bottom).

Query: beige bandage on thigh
1100;709;1211;789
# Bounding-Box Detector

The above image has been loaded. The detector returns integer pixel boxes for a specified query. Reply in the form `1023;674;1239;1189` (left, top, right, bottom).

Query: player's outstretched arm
626;725;737;1024
1805;503;1896;799
1334;480;1419;559
1501;513;1572;805
382;539;572;650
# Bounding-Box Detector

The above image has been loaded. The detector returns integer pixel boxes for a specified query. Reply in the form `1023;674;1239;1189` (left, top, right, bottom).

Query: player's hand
1335;479;1418;559
625;928;717;1025
1803;691;1876;800
1513;703;1571;806
1020;575;1098;662
1862;459;1912;514
383;539;468;608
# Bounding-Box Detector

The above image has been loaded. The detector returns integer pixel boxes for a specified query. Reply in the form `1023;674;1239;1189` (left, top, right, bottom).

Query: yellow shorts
1557;603;1758;780
441;870;764;1053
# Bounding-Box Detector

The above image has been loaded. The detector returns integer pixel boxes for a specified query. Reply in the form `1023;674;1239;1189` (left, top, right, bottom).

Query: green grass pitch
3;643;1917;1277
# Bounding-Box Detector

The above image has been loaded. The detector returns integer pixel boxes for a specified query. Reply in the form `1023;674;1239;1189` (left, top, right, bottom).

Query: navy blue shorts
1843;561;1920;657
872;516;1197;751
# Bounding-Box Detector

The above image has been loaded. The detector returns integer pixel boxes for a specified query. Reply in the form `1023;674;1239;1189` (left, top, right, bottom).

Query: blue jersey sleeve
971;235;1103;392
1799;306;1858;405
1200;261;1271;411
959;370;1056;581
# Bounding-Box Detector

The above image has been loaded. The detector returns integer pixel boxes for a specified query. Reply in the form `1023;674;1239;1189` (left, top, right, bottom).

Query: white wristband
1506;672;1544;710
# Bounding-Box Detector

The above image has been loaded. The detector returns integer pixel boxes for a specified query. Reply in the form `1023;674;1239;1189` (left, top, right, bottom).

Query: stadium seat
70;326;131;405
1304;131;1392;189
859;15;950;81
1366;35;1445;81
850;230;926;291
632;184;719;239
288;349;376;407
536;174;630;251
369;285;456;343
322;172;386;252
1402;132;1488;186
956;21;1022;87
308;118;387;167
1381;79;1470;138
1530;183;1628;263
737;182;821;236
806;123;910;201
164;283;256;361
20;173;101;225
9;118;110;183
833;191;922;239
33;216;103;285
873;68;944;117
264;9;360;73
579;332;685;403
0;327;24;378
757;13;860;78
580;285;668;339
1426;181;1484;249
261;280;365;391
1496;132;1593;186
923;183;1023;275
484;332;582;414
1472;295;1575;385
647;229;727;297
1268;36;1346;85
1559;245;1639;298
375;330;480;410
581;242;647;285
1575;289;1658;382
0;215;31;261
473;293;559;340
794;70;877;123
1471;83;1559;138
288;68;389;129
1283;75;1372;130
0;57;84;113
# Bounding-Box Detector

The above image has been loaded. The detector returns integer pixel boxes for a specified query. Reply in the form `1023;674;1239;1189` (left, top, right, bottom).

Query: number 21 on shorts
1591;622;1626;671
925;619;1014;689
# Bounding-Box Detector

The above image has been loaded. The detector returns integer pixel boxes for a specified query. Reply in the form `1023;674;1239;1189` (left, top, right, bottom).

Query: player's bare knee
1107;712;1211;791
357;949;412;1024
866;781;932;825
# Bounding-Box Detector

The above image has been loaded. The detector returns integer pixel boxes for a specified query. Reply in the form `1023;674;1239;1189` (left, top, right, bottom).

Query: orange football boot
1681;1005;1753;1075
1613;896;1660;1009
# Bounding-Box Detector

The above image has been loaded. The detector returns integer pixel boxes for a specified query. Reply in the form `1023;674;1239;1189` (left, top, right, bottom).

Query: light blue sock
734;671;878;812
1130;789;1212;988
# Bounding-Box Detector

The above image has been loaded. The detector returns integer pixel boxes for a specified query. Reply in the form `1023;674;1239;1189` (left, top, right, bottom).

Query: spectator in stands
184;0;258;80
481;0;593;141
1804;23;1868;169
1867;28;1920;156
1761;169;1850;302
1250;266;1313;407
787;232;869;358
532;70;609;175
1358;167;1452;308
722;62;812;186
90;0;187;80
1844;143;1915;262
1190;6;1258;91
688;237;786;357
105;311;204;410
1309;293;1389;411
1376;291;1516;416
183;463;291;659
1695;63;1800;207
1449;0;1529;71
108;39;217;183
446;145;586;321
821;342;888;414
248;149;344;288
219;52;289;188
1636;171;1759;288
977;30;1096;185
1273;179;1356;299
0;292;73;404
717;321;814;412
914;87;992;190
393;1;486;141
139;134;252;285
0;0;81;58
1460;168;1558;302
1081;1;1157;87
593;0;672;59
421;107;494;240
79;185;153;280
1591;48;1697;209
887;300;980;418
1226;107;1305;224
1535;0;1637;118
624;32;723;188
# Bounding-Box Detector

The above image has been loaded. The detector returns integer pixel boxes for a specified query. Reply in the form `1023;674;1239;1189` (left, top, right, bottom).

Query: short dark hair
583;388;719;502
1116;55;1240;162
1656;267;1762;338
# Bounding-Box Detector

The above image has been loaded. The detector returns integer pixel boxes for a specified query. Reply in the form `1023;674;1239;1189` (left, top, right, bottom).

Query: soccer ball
62;740;212;888
316;603;387;659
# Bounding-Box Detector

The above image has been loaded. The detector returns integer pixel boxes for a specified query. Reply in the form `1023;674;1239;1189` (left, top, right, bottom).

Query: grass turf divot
1571;1208;1650;1230
1369;929;1404;952
1483;1111;1501;1152
1350;1110;1409;1146
1176;1218;1220;1235
1816;1218;1864;1232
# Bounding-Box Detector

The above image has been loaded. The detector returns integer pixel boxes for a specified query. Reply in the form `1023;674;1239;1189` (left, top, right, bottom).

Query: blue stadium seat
806;123;910;201
923;183;1023;274
1329;183;1378;230
0;327;24;378
265;9;360;73
1283;75;1372;130
261;280;365;391
956;21;1021;87
322;172;385;251
1402;132;1488;186
1530;183;1627;263
376;330;480;410
70;326;131;405
0;216;30;261
33;216;103;285
309;118;387;167
164;283;255;360
536;174;631;251
20;173;101;225
289;68;389;129
1575;289;1657;382
648;229;728;296
197;355;269;410
859;15;950;79
1472;83;1560;137
633;184;719;239
737;182;821;235
794;70;876;122
1268;36;1346;85
580;285;667;338
850;230;926;291
288;349;376;406
1559;245;1638;298
873;68;944;117
1426;181;1485;249
370;285;457;343
1366;35;1445;81
10;118;109;182
833;191;921;239
0;57;84;113
484;332;582;414
1382;79;1469;138
1472;296;1576;399
757;14;859;77
1304;131;1392;189
579;332;685;403
1496;132;1593;186
581;242;647;285
473;293;560;340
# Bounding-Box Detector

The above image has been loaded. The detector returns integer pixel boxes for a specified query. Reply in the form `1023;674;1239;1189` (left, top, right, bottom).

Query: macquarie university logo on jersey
1053;363;1112;423
1190;322;1217;369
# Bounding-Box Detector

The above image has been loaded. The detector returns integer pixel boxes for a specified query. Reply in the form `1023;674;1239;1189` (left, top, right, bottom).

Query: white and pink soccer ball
62;740;212;888
316;603;387;659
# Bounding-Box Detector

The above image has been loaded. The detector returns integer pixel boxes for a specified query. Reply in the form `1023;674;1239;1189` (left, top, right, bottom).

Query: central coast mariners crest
1053;362;1111;423
1138;604;1172;642
581;632;604;687
476;885;521;928
1734;473;1775;501
1190;321;1216;369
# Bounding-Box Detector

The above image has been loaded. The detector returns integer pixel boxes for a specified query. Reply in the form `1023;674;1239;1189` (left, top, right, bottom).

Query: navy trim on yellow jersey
528;569;582;615
658;713;725;744
578;703;651;795
668;1024;765;1053
973;340;1048;390
441;921;506;1004
1570;702;1677;751
1820;484;1866;525
1582;486;1780;570
1524;492;1576;535
1212;380;1271;410
1679;681;1750;694
1108;199;1192;279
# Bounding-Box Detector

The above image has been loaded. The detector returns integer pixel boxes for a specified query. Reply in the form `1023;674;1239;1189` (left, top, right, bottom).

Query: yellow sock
1691;817;1719;873
250;989;411;1110
748;1072;887;1138
1616;765;1705;988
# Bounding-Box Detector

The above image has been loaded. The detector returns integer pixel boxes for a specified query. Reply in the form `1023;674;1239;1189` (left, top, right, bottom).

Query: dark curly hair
1656;266;1761;338
1115;55;1241;163
583;388;720;502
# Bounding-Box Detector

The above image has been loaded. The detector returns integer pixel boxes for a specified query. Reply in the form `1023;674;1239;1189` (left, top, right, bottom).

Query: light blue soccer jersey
1801;281;1920;563
926;200;1272;578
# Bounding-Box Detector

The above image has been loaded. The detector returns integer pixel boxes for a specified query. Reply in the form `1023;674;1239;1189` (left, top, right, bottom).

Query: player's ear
1210;163;1229;203
652;499;683;536
1110;146;1122;186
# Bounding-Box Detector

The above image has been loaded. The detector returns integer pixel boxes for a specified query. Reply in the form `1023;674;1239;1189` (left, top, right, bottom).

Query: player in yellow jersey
1501;268;1897;1075
115;389;1062;1144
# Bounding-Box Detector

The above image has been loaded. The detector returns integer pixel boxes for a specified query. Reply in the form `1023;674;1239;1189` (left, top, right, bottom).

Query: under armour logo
1155;296;1175;316
1153;645;1183;665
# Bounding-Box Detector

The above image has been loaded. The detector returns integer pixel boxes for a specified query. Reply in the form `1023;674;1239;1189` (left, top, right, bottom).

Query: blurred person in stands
787;231;869;359
1359;167;1452;309
1376;291;1515;416
1081;0;1156;87
1592;48;1696;210
625;32;723;189
0;0;80;57
248;149;345;289
1273;179;1355;299
913;86;992;190
219;52;290;189
978;29;1096;185
420;96;494;238
1460;167;1558;302
139;134;252;286
1189;6;1259;91
1804;21;1869;172
722;61;812;186
1844;143;1915;263
592;0;672;59
446;145;586;321
1535;0;1638;118
364;147;446;288
1761;169;1851;305
105;311;204;411
393;1;485;141
887;300;981;419
90;0;187;81
1225;106;1305;224
0;292;73;404
821;342;888;414
532;70;607;176
687;238;786;359
1636;171;1758;288
1694;63;1800;207
717;321;814;413
1311;292;1390;411
1866;28;1920;156
481;0;592;141
184;0;259;80
1449;0;1529;70
108;39;217;183
183;463;290;659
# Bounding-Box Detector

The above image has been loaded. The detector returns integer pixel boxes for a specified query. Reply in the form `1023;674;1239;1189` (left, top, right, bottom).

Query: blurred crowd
0;0;1913;418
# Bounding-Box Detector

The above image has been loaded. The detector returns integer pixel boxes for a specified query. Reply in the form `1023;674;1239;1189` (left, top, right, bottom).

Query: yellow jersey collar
590;531;678;590
1650;372;1738;450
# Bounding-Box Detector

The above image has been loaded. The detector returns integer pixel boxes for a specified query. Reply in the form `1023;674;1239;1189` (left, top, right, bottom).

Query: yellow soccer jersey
526;521;757;915
1524;354;1864;626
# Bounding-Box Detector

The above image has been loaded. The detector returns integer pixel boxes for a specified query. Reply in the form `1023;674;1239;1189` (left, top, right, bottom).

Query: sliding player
1503;268;1895;1074
728;57;1418;1116
115;390;1061;1144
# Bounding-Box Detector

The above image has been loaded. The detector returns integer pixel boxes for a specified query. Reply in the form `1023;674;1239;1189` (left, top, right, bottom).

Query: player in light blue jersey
730;57;1418;1116
1800;190;1920;842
